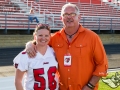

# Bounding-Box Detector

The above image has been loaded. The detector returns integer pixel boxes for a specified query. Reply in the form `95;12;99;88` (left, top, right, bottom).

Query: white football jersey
13;46;59;90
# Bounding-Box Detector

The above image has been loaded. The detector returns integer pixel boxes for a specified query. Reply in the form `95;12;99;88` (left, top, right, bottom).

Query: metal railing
0;13;120;34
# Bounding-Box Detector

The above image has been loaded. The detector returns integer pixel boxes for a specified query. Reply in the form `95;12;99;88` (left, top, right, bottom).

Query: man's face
61;6;81;28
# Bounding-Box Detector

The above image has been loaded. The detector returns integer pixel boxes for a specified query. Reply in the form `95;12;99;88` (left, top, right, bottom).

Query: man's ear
78;14;81;20
60;16;62;20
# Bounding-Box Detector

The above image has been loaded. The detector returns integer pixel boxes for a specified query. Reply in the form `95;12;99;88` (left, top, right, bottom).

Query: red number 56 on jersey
33;66;58;90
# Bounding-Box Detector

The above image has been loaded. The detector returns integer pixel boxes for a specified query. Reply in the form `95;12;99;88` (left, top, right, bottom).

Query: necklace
64;29;78;38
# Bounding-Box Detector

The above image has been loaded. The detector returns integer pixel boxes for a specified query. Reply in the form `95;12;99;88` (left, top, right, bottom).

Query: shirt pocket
75;43;87;56
54;43;64;56
55;43;64;48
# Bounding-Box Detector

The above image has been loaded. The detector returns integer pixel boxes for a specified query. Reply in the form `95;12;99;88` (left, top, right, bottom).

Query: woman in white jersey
13;24;59;90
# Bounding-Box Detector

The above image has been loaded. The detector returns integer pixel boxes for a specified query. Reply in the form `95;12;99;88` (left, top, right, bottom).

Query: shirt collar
35;45;54;59
59;24;85;37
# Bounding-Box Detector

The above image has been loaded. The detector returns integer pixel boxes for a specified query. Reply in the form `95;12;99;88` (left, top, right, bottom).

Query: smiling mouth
41;41;46;43
40;40;47;43
67;19;73;23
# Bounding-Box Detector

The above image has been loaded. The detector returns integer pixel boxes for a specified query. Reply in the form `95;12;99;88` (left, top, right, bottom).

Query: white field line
108;67;120;72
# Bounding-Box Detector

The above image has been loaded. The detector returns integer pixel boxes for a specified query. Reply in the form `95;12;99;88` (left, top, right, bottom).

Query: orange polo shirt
49;25;108;90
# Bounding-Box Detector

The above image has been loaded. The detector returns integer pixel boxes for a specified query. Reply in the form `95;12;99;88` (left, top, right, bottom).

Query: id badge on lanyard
64;53;71;66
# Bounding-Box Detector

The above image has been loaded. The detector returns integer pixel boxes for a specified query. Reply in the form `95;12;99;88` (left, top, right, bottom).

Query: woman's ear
34;35;37;40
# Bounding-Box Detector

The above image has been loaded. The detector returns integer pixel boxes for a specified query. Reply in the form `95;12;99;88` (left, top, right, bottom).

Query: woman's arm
15;69;25;90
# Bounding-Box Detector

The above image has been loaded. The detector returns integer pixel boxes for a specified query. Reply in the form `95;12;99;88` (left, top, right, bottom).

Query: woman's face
35;29;50;47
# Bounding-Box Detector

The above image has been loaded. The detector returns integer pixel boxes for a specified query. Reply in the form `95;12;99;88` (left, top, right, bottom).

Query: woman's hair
33;23;50;35
61;3;80;16
32;23;50;44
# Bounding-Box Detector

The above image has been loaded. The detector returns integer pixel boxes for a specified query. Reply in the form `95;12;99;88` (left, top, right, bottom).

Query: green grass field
98;71;120;90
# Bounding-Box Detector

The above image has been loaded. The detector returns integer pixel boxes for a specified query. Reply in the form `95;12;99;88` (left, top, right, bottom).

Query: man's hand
25;41;37;58
82;85;92;90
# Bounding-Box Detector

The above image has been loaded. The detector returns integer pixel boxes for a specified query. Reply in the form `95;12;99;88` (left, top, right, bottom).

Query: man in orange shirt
26;3;108;90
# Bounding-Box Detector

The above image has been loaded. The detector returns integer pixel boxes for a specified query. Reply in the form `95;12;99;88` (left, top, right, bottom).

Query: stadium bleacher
0;0;120;34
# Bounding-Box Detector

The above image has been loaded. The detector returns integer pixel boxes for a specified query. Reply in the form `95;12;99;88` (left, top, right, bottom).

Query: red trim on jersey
15;63;18;68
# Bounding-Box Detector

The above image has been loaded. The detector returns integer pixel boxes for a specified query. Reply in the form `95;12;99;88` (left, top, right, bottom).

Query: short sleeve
13;51;29;72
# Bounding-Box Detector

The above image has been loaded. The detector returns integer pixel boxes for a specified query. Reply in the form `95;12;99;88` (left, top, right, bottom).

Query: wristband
87;82;95;89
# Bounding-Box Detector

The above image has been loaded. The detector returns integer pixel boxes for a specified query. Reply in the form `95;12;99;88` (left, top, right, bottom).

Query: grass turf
98;71;120;90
